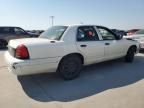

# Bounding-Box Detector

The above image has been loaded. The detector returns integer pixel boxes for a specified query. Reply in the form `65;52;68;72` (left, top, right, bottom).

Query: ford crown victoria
5;25;139;80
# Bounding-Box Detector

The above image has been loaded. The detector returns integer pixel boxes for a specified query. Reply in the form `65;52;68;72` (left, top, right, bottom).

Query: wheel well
128;45;137;53
58;53;84;66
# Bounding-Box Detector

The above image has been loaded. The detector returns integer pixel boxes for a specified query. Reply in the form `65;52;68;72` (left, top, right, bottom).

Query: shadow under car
18;55;144;102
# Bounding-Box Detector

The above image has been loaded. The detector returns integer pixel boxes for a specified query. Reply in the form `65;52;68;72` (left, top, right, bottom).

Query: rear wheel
58;55;82;80
125;47;136;63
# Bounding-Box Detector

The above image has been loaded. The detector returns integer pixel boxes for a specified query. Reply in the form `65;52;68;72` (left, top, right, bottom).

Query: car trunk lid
8;38;64;59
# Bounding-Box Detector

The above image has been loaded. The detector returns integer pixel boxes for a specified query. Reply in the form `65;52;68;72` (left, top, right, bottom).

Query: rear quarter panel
27;41;65;59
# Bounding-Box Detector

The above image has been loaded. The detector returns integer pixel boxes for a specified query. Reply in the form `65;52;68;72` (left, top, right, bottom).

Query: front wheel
58;55;82;80
125;47;136;63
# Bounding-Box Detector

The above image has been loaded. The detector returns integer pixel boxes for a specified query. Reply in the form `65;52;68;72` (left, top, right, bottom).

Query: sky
0;0;144;30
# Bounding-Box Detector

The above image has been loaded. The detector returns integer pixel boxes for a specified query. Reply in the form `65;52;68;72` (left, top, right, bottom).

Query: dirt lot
0;50;144;108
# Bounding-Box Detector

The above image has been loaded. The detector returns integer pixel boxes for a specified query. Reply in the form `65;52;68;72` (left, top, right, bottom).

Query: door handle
105;43;110;45
80;45;87;47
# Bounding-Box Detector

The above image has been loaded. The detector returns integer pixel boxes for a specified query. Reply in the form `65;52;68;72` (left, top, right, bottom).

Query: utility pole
50;16;55;26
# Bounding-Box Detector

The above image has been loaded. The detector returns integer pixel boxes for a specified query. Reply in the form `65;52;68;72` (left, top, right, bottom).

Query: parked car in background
124;29;144;50
5;25;139;80
0;27;38;49
119;30;127;36
111;29;127;37
27;30;44;36
127;29;140;36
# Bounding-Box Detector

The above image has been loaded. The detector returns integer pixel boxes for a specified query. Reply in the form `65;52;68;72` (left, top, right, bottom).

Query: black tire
0;40;7;49
58;55;82;80
125;47;136;63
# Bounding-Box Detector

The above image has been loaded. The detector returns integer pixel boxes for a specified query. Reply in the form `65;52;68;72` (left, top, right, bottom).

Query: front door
96;26;126;59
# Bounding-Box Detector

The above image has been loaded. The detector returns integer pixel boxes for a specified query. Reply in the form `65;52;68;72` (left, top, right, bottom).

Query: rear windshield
39;26;68;40
135;30;144;35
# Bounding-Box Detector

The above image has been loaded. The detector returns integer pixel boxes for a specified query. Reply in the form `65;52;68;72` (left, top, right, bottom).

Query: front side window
77;26;99;41
39;26;68;40
97;27;116;40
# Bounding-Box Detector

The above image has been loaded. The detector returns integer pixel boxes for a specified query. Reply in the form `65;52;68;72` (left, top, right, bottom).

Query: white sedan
124;29;144;50
5;25;139;80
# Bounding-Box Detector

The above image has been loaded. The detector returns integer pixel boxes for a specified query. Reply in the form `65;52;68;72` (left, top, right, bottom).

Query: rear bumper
4;52;61;76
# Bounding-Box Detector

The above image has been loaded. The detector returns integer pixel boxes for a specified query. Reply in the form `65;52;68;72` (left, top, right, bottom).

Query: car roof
64;24;107;28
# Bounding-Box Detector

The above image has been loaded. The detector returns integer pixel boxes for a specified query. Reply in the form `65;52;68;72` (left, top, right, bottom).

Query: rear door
76;26;105;64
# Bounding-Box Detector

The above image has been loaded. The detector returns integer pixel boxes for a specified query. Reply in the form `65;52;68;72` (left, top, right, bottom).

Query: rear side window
77;26;99;41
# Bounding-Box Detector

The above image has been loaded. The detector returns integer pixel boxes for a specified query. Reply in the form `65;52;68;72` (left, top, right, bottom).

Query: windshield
135;29;144;35
39;26;68;40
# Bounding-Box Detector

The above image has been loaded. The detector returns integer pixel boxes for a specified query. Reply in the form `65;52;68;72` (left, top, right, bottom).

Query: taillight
15;44;29;59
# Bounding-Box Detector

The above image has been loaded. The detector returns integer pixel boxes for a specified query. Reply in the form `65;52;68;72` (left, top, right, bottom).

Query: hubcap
63;60;78;77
